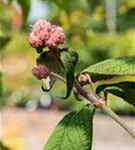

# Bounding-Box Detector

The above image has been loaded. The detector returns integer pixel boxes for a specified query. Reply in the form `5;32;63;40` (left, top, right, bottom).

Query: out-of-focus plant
0;141;10;150
0;0;32;108
0;2;12;108
43;0;135;32
118;0;135;31
41;0;135;71
6;0;31;24
0;67;4;107
0;2;12;50
28;19;135;149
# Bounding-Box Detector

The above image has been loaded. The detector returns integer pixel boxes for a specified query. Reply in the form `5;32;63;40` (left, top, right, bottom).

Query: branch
101;105;135;139
50;72;135;140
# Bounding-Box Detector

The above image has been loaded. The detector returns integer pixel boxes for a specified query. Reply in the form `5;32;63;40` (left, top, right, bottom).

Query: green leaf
44;107;94;150
81;56;135;107
61;49;78;98
97;82;135;107
17;0;31;22
82;56;135;81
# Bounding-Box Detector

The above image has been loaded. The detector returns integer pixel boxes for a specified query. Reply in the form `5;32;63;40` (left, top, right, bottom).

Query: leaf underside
97;82;135;107
81;56;135;107
44;107;94;150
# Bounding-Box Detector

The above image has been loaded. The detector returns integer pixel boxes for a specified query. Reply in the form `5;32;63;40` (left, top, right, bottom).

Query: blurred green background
0;0;135;114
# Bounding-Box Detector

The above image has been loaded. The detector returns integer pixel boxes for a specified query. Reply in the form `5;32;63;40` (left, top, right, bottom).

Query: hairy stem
50;72;135;140
50;72;66;84
101;105;135;139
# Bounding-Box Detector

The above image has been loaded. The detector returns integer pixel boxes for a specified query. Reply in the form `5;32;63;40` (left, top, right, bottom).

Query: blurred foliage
74;30;135;72
0;3;12;50
0;2;12;22
0;141;10;150
41;0;135;71
16;0;31;22
0;71;4;107
6;0;31;23
118;0;135;31
43;0;135;32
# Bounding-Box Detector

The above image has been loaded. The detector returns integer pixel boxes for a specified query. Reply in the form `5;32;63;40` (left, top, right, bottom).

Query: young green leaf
61;49;78;98
44;107;95;150
81;56;135;107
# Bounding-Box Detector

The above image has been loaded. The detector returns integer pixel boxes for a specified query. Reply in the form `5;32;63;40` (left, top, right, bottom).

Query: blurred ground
1;107;135;150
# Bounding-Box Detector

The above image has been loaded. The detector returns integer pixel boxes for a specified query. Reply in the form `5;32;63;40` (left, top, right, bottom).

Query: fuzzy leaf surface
44;107;94;150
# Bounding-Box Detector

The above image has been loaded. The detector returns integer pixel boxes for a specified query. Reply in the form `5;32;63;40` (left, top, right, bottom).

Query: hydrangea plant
28;19;135;150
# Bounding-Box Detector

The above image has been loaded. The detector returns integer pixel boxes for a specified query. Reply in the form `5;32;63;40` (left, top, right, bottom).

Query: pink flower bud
32;64;49;80
28;19;65;49
78;74;89;83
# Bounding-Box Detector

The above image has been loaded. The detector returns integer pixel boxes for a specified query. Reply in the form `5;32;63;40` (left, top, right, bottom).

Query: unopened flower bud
78;74;89;83
32;64;49;80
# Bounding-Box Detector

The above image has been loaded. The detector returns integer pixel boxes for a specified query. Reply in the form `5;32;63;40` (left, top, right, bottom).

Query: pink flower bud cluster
32;64;49;80
28;19;65;48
